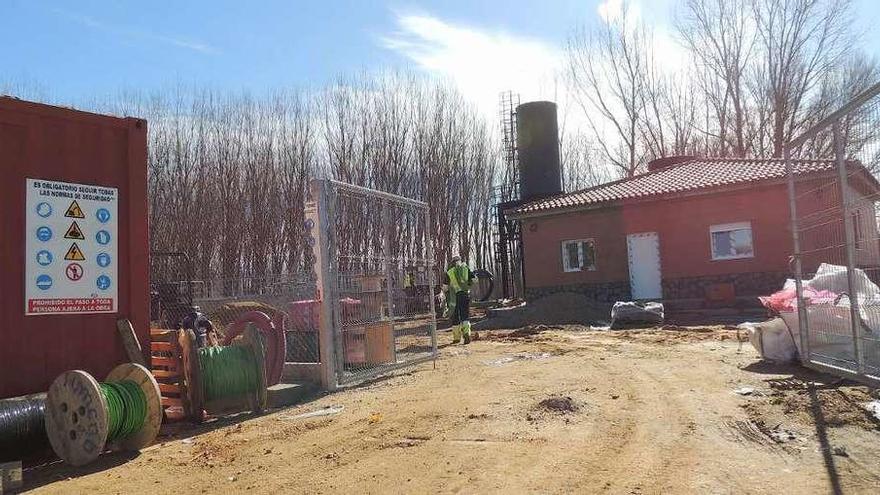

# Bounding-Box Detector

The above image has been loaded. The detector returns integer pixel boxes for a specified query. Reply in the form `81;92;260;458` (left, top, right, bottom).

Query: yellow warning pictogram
64;242;86;261
64;221;85;240
65;200;85;219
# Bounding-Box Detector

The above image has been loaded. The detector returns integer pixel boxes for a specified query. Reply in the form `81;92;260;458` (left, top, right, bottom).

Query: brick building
507;157;880;309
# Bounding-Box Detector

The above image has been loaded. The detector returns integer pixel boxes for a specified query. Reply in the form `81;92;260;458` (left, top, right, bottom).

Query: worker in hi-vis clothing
403;268;415;314
441;255;475;344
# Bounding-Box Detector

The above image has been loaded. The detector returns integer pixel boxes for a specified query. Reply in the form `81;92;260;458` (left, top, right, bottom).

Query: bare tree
567;4;649;177
558;131;612;191
639;63;703;159
751;0;856;157
677;0;755;157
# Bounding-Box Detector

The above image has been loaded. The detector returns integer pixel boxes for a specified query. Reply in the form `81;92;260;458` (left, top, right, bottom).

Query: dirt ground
24;325;880;494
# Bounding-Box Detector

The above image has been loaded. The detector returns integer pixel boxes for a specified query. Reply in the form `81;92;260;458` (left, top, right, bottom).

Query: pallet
150;328;191;420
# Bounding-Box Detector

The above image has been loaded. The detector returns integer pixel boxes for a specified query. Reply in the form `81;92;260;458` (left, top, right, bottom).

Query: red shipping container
0;98;149;398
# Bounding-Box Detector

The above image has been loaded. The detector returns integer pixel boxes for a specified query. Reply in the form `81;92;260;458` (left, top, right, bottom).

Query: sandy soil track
24;326;880;494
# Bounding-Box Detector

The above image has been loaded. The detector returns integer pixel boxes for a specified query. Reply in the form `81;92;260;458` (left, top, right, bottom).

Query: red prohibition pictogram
66;263;84;281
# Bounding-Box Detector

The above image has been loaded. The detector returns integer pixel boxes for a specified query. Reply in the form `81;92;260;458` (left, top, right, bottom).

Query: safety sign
36;226;53;242
64;243;86;261
64;221;85;240
65;200;85;219
25;178;118;315
36;250;53;266
66;263;84;281
96;252;111;268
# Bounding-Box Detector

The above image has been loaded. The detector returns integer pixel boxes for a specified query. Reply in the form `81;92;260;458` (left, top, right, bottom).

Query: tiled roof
510;158;836;216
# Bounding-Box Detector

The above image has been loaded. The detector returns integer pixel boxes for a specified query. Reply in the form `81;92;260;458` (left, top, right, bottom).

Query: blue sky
2;0;879;118
1;1;593;100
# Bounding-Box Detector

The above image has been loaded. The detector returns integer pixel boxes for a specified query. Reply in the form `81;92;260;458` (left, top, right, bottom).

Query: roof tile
512;158;834;215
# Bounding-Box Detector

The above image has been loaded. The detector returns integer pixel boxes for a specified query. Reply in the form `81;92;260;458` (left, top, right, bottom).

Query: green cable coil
198;345;260;402
99;381;147;442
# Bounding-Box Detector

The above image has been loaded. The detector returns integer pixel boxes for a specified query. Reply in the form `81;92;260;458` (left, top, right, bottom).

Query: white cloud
379;8;689;141
52;8;218;55
380;13;565;124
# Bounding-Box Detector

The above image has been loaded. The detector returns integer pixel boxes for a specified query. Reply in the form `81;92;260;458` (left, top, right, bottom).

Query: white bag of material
765;264;880;337
807;263;880;328
808;263;880;303
780;305;858;348
610;301;664;329
741;318;800;363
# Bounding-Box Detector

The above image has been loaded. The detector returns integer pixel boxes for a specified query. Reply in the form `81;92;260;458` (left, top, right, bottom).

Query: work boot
452;323;462;344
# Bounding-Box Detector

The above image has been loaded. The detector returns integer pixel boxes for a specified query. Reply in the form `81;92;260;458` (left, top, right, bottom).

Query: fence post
835;122;865;375
425;207;438;358
786;147;811;363
382;200;397;362
307;179;338;391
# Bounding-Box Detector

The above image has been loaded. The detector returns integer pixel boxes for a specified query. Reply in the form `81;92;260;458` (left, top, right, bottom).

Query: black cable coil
0;397;49;461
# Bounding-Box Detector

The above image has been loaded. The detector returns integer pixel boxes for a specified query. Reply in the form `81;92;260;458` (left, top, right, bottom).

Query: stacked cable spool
180;324;268;423
44;363;162;466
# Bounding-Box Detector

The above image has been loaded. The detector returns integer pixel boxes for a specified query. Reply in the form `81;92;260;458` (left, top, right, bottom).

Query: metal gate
306;179;437;389
786;82;880;386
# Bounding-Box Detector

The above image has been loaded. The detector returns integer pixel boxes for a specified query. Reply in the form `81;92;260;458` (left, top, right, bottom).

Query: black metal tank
516;101;562;201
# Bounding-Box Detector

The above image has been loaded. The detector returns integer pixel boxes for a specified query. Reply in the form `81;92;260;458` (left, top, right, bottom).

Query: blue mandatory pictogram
36;202;53;218
96;252;111;268
36;250;53;266
36;274;53;290
36;226;53;242
96;274;112;291
95;230;111;245
96;208;111;224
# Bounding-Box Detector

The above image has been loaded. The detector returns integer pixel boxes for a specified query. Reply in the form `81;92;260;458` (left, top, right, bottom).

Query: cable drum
45;363;162;466
198;345;261;402
182;325;269;423
0;397;49;462
100;381;148;442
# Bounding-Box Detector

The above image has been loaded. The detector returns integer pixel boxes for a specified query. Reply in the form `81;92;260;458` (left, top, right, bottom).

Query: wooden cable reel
44;363;162;466
180;324;268;423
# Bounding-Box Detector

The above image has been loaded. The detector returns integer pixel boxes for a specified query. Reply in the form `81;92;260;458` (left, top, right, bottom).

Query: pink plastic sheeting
287;298;362;332
759;285;837;313
288;299;319;332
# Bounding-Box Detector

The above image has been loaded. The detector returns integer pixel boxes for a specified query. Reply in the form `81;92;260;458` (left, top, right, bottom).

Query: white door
627;232;662;300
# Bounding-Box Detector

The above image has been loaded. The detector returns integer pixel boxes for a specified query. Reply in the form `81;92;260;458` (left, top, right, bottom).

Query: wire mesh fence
150;252;320;364
787;82;880;385
149;179;438;389
327;180;437;384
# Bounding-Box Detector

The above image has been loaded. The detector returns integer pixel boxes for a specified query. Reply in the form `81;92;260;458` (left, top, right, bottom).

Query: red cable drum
221;311;286;386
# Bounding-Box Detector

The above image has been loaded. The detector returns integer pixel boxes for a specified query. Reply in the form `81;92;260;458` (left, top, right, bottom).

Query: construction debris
281;405;344;421
476;292;610;330
537;396;578;414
